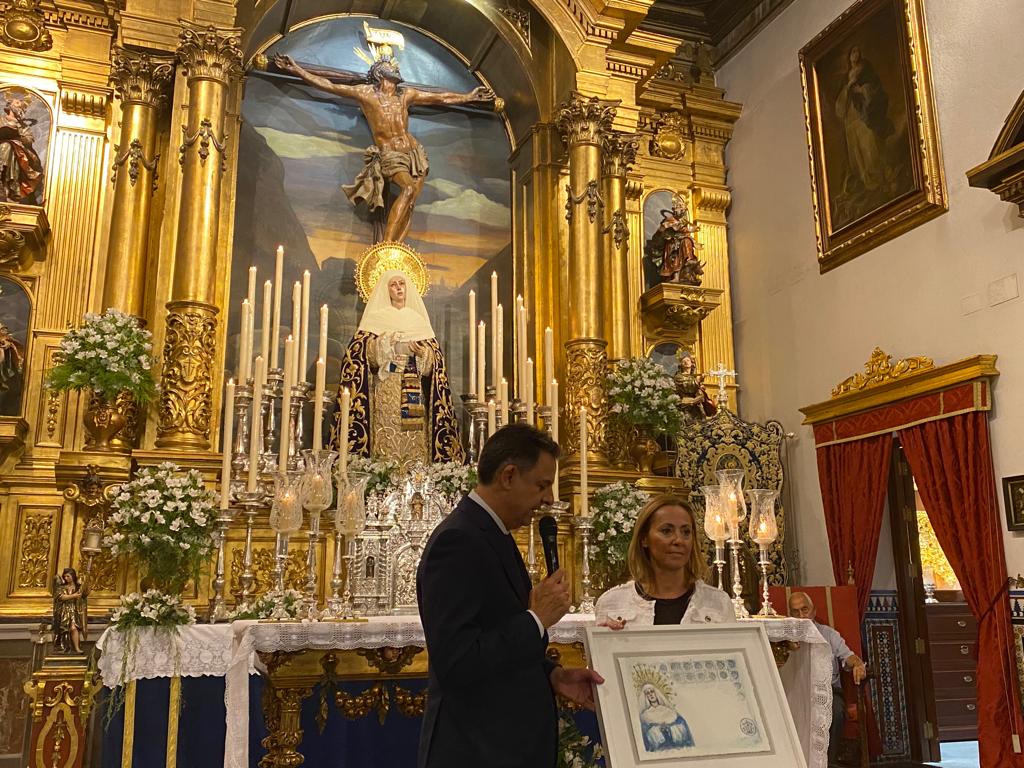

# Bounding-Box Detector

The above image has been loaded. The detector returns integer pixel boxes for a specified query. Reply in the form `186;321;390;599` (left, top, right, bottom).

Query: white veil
357;269;435;342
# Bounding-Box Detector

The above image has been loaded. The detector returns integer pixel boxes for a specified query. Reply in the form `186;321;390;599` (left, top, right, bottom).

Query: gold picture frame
799;0;946;273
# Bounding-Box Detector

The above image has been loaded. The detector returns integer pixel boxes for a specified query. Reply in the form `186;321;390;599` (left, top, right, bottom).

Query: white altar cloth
95;614;831;768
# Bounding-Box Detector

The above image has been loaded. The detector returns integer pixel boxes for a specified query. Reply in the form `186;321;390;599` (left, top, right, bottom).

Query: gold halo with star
354;241;429;302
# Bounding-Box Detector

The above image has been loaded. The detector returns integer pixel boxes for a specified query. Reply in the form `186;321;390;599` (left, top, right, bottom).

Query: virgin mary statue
336;267;464;465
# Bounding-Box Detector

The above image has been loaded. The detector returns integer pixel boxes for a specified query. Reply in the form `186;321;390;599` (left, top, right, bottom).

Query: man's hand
529;569;570;628
272;54;298;74
468;86;495;102
850;658;867;685
550;666;604;711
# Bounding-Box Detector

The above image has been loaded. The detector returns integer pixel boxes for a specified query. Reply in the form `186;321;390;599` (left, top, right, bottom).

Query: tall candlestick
248;356;265;491
476;321;486;401
299;270;310;382
261;280;272;364
579;405;589;516
291;282;301;383
544;327;554;400
238;300;252;383
468;290;477;396
279;337;294;471
551;379;559;499
524;358;534;425
487;399;496;436
490;271;498;381
312;357;326;449
339;387;351;477
220;379;235;509
495;303;503;389
247;266;257;309
318;304;328;363
271;246;283;369
499;378;509;425
516;297;527;396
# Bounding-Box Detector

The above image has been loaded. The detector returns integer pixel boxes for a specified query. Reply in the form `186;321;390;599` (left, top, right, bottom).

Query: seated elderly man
788;591;867;763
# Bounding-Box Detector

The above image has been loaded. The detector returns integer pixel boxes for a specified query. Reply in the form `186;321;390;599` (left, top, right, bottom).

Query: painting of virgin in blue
638;683;694;751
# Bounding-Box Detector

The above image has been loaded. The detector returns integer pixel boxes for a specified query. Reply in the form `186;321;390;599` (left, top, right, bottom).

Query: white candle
520;304;529;395
495;303;503;389
299;270;311;382
500;378;509;426
476;321;486;401
339;387;351;477
271;245;283;370
237;299;252;383
220;378;235;509
551;379;559;499
515;295;524;394
544;326;554;399
248;355;265;491
468;290;477;397
290;281;301;381
580;404;589;516
279;336;294;471
490;271;498;380
318;304;328;364
312;357;326;449
487;399;496;436
261;280;271;364
247;266;257;310
524;357;534;425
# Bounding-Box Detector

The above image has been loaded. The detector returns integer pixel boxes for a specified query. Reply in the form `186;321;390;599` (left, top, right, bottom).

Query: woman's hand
598;616;628;631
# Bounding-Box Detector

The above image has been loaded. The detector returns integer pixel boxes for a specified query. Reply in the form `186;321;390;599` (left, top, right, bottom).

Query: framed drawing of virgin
585;623;806;768
799;0;946;273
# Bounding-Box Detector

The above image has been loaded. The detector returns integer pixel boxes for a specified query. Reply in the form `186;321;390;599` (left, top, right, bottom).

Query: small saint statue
645;195;704;286
674;350;716;427
51;567;87;654
271;34;498;244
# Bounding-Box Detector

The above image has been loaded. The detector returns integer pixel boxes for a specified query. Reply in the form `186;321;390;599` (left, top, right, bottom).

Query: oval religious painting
0;86;51;206
0;276;30;416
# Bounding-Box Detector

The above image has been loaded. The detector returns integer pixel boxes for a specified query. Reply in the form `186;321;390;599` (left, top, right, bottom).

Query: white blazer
594;579;736;626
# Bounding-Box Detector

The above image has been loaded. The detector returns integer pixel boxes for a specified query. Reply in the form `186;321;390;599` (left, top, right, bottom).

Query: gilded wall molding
831;347;935;398
0;0;52;52
59;89;108;119
176;21;243;85
17;510;52;589
156;302;218;447
498;5;530;46
109;47;174;108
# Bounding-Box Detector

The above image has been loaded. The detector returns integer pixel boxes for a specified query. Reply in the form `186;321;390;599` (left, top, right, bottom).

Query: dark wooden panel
931;669;977;700
929;640;975;671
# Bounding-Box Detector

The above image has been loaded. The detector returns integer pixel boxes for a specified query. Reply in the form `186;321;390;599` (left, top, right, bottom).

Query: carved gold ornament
156;303;217;443
0;204;26;268
0;0;52;52
176;22;243;85
179;118;227;170
564;339;607;455
649;111;687;160
112;139;159;189
109;48;174;108
831;347;934;398
555;92;617;147
601;131;640;177
354;241;428;302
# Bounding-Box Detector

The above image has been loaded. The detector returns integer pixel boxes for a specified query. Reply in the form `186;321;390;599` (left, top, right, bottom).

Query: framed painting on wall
585;623;806;768
1002;474;1024;532
799;0;946;273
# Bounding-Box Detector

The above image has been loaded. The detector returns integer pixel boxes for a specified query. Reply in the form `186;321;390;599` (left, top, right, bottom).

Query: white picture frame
585;623;807;768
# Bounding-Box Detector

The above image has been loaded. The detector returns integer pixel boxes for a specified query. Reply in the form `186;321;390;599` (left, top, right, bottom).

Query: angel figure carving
52;567;88;654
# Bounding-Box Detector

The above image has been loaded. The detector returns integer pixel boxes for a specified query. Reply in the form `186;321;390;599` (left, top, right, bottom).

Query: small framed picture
1002;474;1024;531
585;623;806;768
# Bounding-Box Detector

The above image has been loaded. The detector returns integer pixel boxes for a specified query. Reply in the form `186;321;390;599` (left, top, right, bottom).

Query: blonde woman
595;495;734;627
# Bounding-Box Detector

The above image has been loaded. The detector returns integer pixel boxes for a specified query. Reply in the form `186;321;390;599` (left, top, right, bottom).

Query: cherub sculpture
51;567;88;654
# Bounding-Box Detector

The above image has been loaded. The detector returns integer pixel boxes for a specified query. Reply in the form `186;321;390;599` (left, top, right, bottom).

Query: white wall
718;0;1024;584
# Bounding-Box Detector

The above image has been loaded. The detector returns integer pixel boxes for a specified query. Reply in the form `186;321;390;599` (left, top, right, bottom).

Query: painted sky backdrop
231;17;512;398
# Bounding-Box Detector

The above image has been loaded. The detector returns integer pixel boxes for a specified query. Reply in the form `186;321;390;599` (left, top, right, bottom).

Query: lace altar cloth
96;614;830;768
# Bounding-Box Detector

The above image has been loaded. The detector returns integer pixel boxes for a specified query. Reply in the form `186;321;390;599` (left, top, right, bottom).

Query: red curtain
815;434;893;616
900;412;1024;768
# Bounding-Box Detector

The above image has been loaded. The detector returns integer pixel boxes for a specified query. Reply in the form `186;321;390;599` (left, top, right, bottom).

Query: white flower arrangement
591;481;649;588
346;454;402;496
557;709;604;768
109;589;197;629
106;462;218;591
47;308;156;403
229;589;304;621
424;461;476;499
606;357;682;436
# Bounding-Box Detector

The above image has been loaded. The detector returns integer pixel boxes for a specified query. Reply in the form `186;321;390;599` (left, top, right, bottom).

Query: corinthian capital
176;21;243;85
555;92;618;147
601;131;640;177
109;47;175;108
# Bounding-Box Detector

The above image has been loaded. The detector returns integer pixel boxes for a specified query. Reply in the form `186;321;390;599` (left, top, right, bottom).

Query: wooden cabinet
927;603;978;741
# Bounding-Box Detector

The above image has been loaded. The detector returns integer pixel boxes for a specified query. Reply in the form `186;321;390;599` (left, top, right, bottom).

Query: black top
636;582;696;625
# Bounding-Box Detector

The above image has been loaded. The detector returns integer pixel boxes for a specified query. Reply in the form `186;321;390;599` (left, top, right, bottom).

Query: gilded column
555;93;617;461
156;23;242;450
600;131;639;362
692;185;735;402
105;48;174;317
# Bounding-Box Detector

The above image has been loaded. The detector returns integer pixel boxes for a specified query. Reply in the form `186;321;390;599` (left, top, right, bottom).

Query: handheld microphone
538;515;559;576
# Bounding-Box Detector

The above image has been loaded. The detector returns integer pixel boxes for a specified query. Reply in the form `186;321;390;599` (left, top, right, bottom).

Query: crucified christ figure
272;53;497;243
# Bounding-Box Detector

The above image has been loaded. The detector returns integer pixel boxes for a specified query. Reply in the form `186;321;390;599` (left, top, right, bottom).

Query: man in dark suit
417;424;603;768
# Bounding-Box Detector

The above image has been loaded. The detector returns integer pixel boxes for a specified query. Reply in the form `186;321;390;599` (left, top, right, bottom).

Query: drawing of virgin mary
638;683;695;751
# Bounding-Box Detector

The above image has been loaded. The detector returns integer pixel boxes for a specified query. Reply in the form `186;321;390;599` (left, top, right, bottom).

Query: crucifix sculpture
707;361;736;410
271;26;500;244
